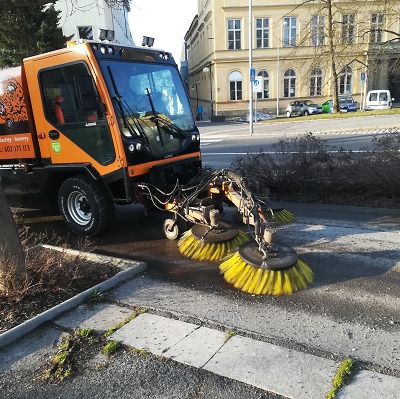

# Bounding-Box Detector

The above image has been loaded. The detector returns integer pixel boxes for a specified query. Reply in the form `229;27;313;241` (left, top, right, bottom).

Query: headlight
135;142;142;151
128;144;135;152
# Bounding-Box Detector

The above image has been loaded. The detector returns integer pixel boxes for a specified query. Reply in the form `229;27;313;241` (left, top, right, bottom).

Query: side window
39;63;115;165
41;63;105;125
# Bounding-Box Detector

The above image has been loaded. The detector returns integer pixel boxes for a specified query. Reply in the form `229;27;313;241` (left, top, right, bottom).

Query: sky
128;0;198;63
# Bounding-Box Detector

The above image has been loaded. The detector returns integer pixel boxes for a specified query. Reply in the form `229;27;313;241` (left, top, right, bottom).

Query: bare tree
0;185;25;290
283;0;400;112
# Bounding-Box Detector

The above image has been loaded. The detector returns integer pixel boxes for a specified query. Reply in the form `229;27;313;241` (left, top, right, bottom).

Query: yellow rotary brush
219;241;313;295
178;222;249;262
269;208;295;225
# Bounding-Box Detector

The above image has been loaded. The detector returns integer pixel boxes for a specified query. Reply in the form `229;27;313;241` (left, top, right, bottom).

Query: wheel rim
67;190;92;226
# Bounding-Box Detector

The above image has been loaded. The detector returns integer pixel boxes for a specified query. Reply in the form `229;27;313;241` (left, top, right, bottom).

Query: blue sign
361;72;366;84
250;68;256;81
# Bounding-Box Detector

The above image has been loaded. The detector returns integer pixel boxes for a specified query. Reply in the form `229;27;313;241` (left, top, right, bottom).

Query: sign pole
249;0;253;133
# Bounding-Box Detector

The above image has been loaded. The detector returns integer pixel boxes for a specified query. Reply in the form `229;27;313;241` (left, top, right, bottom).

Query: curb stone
0;245;146;348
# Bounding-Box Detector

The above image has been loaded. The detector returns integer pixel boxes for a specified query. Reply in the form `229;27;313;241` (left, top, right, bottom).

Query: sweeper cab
0;41;201;236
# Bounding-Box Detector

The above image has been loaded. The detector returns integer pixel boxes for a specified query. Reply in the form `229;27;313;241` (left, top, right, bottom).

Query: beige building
185;0;400;119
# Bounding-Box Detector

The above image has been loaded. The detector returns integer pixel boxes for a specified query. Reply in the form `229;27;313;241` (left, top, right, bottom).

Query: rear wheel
58;175;115;236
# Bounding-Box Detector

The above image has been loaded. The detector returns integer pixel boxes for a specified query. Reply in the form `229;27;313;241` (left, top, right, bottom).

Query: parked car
285;100;323;117
364;90;394;110
322;95;357;113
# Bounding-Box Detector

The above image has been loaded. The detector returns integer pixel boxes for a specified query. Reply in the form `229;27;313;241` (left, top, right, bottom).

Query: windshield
100;59;194;156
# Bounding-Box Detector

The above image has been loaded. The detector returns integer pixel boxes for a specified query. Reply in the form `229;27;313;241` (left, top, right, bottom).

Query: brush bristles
271;209;295;225
220;252;314;295
178;229;249;261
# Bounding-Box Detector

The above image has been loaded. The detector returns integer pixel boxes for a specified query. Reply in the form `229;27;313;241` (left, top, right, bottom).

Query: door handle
48;130;60;140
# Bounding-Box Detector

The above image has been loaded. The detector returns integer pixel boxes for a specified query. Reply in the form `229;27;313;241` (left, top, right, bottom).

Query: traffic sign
250;68;256;81
361;72;366;84
253;77;262;93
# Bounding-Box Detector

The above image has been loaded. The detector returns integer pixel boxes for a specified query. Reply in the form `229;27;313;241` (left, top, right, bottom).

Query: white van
365;90;394;110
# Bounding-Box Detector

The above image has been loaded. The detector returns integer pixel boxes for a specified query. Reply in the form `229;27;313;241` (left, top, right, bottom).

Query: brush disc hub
190;222;239;243
238;241;298;270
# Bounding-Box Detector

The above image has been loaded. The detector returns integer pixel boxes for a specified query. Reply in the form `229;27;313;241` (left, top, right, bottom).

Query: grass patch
326;358;354;399
103;340;120;357
104;307;147;338
225;330;237;342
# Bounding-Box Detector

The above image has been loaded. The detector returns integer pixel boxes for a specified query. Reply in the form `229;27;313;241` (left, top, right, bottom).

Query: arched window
257;70;269;99
283;69;296;98
309;67;323;96
229;71;243;100
339;66;352;94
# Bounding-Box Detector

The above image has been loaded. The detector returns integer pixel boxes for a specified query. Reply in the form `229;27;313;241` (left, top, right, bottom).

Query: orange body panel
0;67;36;160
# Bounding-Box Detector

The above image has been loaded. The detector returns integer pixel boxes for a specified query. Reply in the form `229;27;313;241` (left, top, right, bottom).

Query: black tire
58;175;115;237
304;110;310;116
286;111;291;118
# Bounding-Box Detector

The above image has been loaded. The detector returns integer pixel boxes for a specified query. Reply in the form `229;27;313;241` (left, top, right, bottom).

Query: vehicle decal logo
52;141;61;153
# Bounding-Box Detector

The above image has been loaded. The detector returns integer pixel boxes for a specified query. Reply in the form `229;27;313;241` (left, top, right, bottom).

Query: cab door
24;52;122;175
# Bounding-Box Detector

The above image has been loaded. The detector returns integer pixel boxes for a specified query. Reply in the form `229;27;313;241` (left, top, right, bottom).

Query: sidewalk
1;254;400;399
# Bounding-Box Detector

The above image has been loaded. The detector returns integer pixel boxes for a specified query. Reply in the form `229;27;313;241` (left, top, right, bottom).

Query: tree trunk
327;0;340;113
0;185;25;289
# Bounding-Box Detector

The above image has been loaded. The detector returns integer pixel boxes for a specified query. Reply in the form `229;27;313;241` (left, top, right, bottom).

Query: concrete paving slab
55;303;134;333
110;313;198;355
204;335;338;399
337;370;400;399
0;327;64;372
164;326;226;368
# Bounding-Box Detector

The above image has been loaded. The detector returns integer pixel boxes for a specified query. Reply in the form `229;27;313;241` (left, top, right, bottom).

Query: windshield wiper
146;88;164;146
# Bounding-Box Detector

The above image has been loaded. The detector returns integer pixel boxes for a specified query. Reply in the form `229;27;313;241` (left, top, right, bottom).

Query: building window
229;71;243;100
370;14;385;43
310;15;325;46
309;68;323;96
256;18;270;48
257;70;269;99
341;14;356;44
283;17;297;47
228;19;241;50
284;69;296;97
339;66;353;94
78;26;94;40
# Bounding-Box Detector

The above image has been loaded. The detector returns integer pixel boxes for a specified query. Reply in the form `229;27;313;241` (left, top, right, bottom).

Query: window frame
309;67;323;96
229;71;243;101
256;70;270;99
227;19;242;50
256;17;270;48
341;14;356;44
283;17;297;47
310;15;325;46
283;69;296;98
370;13;385;43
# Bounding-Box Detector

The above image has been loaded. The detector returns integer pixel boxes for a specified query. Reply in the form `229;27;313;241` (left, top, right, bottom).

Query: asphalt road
4;114;400;396
199;114;400;169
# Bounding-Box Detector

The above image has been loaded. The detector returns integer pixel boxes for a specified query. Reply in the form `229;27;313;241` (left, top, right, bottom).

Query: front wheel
286;111;291;118
304;110;310;116
58;175;115;236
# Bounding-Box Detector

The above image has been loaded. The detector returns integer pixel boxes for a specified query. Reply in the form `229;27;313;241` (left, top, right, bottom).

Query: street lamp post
191;83;199;108
249;0;253;133
276;21;287;116
203;66;213;120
